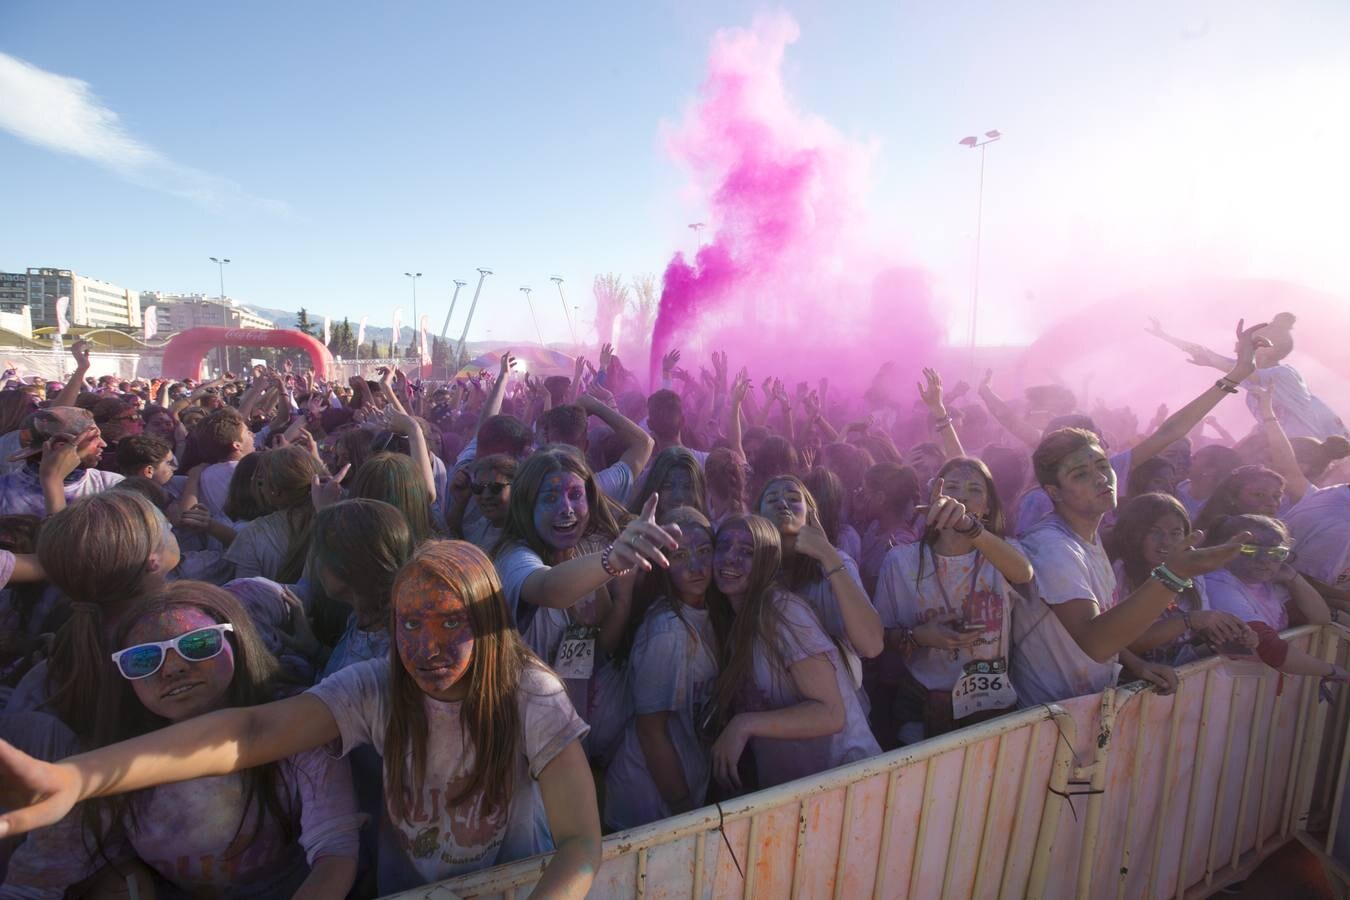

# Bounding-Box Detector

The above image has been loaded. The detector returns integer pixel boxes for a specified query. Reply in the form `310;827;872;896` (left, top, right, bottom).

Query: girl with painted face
1198;515;1347;686
494;447;676;761
874;458;1034;741
7;492;180;738
629;447;708;520
1195;465;1287;532
1105;493;1253;667
755;475;883;660
605;507;720;830
0;541;602;897
705;515;880;794
2;581;363;897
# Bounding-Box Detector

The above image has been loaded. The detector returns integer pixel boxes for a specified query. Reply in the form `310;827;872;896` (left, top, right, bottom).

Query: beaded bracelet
600;543;625;578
1151;564;1193;593
952;515;985;539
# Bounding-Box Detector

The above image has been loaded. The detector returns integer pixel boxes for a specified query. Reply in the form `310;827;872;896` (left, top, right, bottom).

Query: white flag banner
55;296;70;336
323;316;331;347
143;306;158;340
357;315;368;348
419;315;430;364
392;308;403;349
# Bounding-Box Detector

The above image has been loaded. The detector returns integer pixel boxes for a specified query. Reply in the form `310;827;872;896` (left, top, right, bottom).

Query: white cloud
0;52;287;214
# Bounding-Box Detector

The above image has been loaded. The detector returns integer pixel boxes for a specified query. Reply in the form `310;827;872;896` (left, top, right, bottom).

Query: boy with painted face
0;542;602;897
1010;428;1252;706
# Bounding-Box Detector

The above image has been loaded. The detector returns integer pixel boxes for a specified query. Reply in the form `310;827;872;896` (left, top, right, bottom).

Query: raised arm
577;392;653;479
1250;387;1310;502
727;368;749;460
388;412;437;500
51;340;91;409
977;370;1042;449
1144;318;1235;371
918;368;965;460
795;515;884;658
0;693;339;839
1129;319;1269;468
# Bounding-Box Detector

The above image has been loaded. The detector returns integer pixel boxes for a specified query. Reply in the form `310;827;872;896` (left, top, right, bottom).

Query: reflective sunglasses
1237;545;1291;562
471;481;509;497
110;624;234;680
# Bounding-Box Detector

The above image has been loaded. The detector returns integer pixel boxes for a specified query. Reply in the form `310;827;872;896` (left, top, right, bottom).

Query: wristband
1215;378;1240;394
953;515;984;539
1151;564;1193;593
1180;609;1194;632
823;562;847;579
600;543;626;578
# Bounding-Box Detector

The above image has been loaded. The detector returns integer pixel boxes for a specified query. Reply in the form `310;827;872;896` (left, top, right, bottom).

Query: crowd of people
0;312;1343;898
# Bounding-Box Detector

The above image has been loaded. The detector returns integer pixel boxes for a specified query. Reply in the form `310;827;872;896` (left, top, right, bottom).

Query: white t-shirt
1245;364;1348;441
1202;569;1291;631
605;601;718;830
1011;514;1122;705
1285;484;1350;592
875;543;1016;691
197;460;239;522
789;551;866;649
0;466;123;517
307;658;589;895
736;592;880;789
594;460;634;505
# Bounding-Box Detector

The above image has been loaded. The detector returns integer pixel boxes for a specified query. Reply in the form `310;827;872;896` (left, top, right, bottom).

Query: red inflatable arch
160;327;334;380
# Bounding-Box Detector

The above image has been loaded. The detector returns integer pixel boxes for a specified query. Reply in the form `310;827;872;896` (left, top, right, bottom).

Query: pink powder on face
647;13;944;395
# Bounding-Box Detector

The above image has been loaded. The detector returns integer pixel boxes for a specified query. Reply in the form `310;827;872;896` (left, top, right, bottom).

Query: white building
139;292;275;335
27;268;140;330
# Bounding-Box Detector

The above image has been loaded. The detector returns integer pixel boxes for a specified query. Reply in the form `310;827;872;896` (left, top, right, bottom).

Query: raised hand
916;367;946;415
608;493;682;573
310;464;351;511
1128;659;1179;695
598;343;614;374
793;511;837;563
730;368;751;406
979;368;994;396
1232;318;1273;372
711;350;729;390
661;348;682;376
69;339;92;370
499;350;518;380
38;432;86;482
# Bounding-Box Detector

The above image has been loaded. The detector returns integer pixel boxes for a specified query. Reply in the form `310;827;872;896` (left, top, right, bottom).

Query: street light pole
958;130;1001;375
688;222;706;256
441;280;467;340
404;272;422;355
520;287;544;346
208;256;231;374
550;276;577;348
454;268;493;371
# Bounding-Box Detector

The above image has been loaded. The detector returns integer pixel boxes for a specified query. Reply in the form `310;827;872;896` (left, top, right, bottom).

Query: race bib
554;624;598;680
951;658;1017;721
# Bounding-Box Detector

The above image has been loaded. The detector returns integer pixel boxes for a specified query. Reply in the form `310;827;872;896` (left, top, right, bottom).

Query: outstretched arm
918;368;965;460
51;341;91;409
977;370;1042;449
1130;320;1269;468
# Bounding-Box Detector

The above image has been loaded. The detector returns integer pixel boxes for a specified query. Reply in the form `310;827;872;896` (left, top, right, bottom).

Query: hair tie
69;601;101;615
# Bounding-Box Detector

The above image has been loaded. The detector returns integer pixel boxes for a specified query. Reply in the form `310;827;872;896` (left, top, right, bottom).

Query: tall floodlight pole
958;130;1001;374
454;268;493;370
208;256;231;373
520;287;544;346
688;222;705;256
440;279;467;339
404;272;422;354
550;276;577;347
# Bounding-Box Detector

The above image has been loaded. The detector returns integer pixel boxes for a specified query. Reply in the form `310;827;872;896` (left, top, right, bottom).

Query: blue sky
3;1;1349;345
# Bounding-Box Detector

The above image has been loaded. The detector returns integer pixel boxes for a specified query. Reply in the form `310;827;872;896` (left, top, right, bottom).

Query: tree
627;273;659;340
295;307;315;337
592;273;629;346
331;318;356;358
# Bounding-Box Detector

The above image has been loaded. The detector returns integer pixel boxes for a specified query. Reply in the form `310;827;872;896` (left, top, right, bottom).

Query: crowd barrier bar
384;623;1347;899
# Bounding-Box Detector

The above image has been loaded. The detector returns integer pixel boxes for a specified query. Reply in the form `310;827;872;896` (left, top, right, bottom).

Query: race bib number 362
951;658;1017;721
554;625;598;680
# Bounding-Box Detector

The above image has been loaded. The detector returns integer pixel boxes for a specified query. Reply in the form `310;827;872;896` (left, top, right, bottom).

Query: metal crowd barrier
386;623;1349;899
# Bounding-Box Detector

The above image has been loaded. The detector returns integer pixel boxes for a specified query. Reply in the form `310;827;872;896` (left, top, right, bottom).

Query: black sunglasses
471;481;509;497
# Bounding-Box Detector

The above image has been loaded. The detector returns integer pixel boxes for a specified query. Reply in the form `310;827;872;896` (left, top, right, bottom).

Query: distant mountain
240;305;530;356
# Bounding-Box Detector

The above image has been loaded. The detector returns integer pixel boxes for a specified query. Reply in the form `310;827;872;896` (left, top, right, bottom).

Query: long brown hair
257;445;324;583
914;456;1008;589
628;447;708;517
349;452;436;545
705;515;793;729
384;541;543;817
618;506;716;663
755;475;827;592
36;491;169;743
102;582;295;850
494;446;625;564
309;498;413;637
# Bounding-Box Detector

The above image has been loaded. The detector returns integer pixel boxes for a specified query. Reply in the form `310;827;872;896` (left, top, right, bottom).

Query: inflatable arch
161;327;334;380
